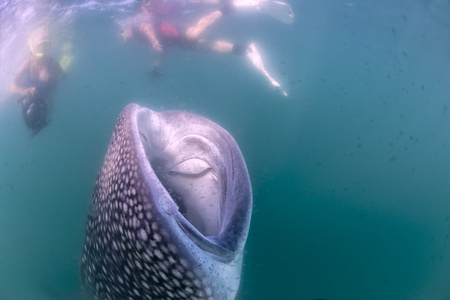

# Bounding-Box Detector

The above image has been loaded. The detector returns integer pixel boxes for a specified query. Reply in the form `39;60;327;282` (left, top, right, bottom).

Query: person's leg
185;11;223;40
195;39;246;54
210;40;233;52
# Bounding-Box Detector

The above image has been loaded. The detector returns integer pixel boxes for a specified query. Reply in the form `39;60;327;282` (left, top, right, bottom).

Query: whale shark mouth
137;110;226;238
148;137;223;237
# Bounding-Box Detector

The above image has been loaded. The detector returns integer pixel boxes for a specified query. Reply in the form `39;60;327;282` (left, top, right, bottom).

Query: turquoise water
1;0;450;299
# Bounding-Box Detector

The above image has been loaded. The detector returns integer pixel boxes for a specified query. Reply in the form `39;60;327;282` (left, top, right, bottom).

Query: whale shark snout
80;103;252;300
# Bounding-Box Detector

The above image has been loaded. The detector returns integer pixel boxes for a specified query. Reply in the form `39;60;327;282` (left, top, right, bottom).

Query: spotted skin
80;104;252;300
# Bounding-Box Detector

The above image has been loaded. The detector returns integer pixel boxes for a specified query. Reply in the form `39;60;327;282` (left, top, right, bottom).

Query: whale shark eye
169;159;212;178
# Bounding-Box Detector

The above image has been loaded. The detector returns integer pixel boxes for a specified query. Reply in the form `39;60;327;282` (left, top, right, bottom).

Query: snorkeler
122;0;242;78
10;39;65;135
123;0;293;95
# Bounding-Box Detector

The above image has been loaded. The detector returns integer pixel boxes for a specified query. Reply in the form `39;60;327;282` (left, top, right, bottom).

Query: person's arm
10;59;34;96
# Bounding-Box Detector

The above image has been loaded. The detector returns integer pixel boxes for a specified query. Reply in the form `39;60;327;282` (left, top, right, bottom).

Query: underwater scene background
1;0;450;299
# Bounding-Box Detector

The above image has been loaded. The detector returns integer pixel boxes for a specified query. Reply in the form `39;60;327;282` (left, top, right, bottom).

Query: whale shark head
80;103;252;300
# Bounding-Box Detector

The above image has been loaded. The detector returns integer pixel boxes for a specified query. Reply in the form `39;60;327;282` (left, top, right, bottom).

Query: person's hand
121;28;133;43
149;64;162;79
152;41;163;52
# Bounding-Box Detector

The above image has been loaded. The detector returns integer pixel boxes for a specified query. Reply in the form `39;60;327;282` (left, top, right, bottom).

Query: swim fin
245;43;288;97
233;0;294;24
59;42;74;72
59;55;73;72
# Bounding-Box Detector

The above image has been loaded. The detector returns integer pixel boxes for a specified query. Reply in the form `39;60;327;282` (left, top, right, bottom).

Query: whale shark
80;104;252;300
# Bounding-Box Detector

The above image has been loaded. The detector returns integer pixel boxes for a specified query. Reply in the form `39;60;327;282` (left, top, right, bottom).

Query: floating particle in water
391;28;396;36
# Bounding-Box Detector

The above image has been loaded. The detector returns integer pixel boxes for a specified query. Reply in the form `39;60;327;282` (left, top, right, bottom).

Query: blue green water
1;0;450;299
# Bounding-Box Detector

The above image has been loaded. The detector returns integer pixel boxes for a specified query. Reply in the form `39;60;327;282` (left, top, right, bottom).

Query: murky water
1;0;450;299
